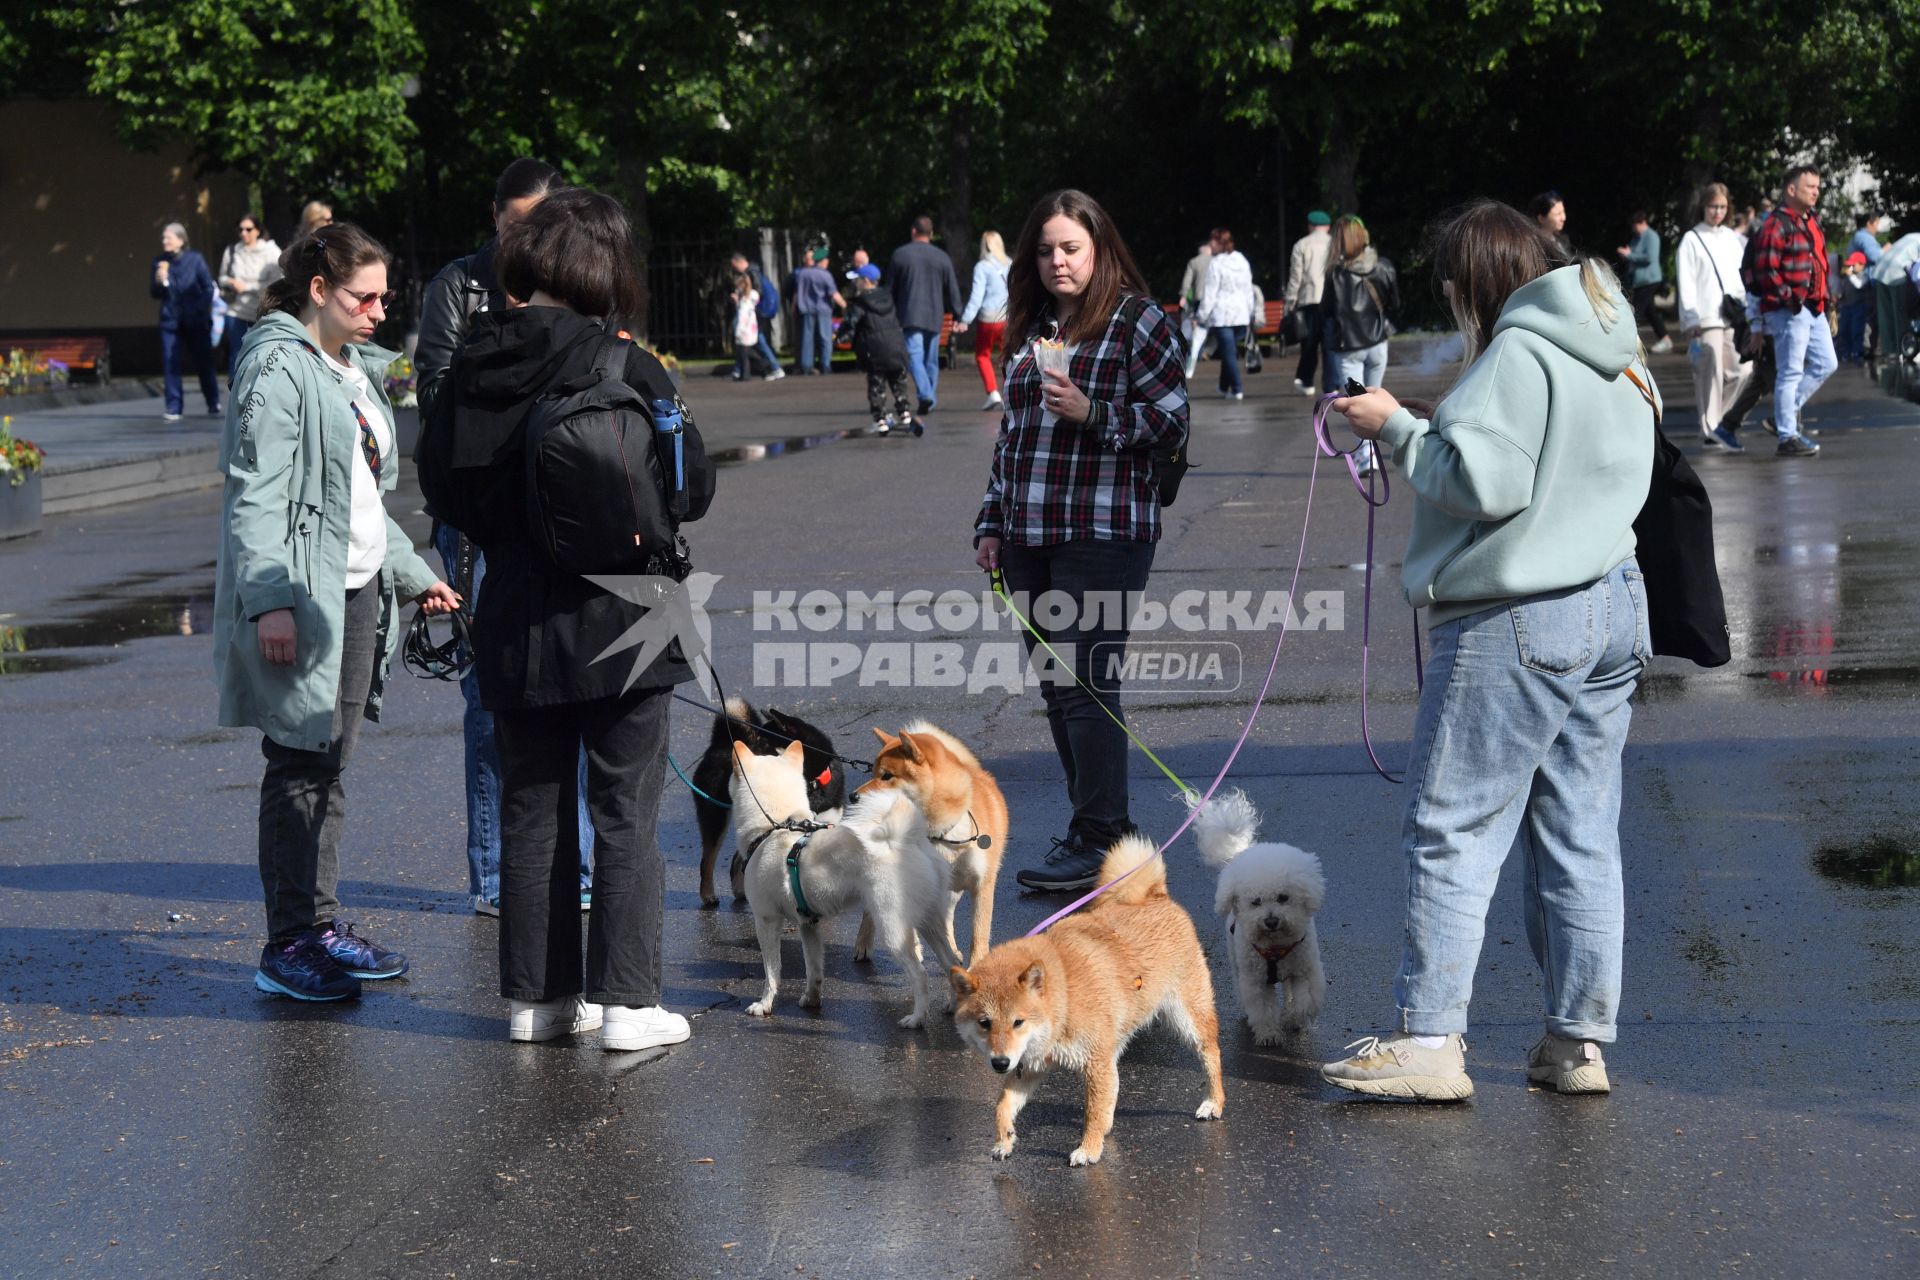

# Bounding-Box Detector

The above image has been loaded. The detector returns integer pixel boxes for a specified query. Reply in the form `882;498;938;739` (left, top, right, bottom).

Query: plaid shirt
1742;207;1829;315
975;295;1189;546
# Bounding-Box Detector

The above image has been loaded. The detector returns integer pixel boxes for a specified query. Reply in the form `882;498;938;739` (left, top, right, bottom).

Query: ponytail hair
261;223;389;317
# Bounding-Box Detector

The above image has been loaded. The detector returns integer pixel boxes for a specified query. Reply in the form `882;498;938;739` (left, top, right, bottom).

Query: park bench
833;312;958;368
7;336;110;383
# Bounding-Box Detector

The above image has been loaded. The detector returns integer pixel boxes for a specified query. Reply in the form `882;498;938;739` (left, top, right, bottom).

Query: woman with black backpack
422;187;716;1052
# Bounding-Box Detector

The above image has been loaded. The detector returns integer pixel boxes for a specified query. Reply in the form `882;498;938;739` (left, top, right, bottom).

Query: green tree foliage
72;0;421;216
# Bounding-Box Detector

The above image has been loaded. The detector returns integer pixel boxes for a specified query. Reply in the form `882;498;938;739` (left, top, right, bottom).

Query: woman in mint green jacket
214;225;458;1003
1320;200;1654;1102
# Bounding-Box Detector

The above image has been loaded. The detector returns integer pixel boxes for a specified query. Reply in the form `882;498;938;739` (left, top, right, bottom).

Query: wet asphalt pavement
2;351;1918;1278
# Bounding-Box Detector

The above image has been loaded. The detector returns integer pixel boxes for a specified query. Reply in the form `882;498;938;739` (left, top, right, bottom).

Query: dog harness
1230;918;1299;985
743;817;833;922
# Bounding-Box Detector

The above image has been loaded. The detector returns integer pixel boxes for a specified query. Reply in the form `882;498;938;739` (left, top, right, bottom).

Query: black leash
403;605;475;681
669;686;875;775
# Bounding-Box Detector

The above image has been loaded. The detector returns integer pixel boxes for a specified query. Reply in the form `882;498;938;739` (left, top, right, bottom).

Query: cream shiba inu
950;837;1226;1166
730;740;962;1027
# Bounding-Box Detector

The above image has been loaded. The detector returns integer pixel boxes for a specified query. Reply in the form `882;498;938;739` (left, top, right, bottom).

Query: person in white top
1675;182;1752;448
1287;211;1333;394
1195;227;1255;398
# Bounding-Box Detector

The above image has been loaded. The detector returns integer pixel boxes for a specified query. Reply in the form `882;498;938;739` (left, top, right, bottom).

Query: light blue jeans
1763;306;1836;440
1393;560;1650;1043
434;523;594;901
903;327;941;406
797;310;833;373
1326;337;1388;393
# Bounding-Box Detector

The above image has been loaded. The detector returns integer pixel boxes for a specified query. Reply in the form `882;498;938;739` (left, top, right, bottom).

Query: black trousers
1631;284;1669;340
258;583;378;945
865;368;914;419
1292;303;1323;385
494;686;671;1005
1717;334;1776;431
998;538;1157;850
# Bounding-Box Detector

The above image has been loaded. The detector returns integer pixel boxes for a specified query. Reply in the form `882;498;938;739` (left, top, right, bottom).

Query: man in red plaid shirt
1739;165;1833;457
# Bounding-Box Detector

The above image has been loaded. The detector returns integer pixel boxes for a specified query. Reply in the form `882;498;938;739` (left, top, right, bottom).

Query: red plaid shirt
1742;206;1830;315
975;295;1189;546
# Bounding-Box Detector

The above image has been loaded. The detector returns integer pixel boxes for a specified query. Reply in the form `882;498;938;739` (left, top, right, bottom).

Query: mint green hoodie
1376;264;1654;625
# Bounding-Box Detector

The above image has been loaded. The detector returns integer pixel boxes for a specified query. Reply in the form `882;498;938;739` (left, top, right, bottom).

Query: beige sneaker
1321;1033;1474;1101
508;996;602;1043
1527;1034;1611;1094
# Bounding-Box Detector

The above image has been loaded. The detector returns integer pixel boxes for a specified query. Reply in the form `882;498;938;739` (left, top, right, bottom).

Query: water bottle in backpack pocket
523;333;683;576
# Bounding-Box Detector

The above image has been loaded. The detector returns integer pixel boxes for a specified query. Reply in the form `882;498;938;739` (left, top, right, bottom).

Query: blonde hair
978;230;1009;266
1332;215;1370;263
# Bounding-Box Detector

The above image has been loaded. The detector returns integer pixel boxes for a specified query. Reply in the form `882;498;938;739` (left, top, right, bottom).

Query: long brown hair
1005;189;1149;348
261;223;388;317
1427;198;1618;369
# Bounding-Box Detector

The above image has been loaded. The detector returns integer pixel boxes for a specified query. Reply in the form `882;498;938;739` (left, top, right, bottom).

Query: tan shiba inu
856;723;1007;965
950;836;1226;1166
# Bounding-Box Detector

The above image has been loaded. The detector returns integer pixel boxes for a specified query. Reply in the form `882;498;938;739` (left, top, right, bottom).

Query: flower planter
0;470;43;540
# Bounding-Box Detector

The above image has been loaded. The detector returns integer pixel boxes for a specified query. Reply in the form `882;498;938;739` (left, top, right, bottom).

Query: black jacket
1320;249;1400;351
415;240;503;426
837;287;907;373
440;307;717;710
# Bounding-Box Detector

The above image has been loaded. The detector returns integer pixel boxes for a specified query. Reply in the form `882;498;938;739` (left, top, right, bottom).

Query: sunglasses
337;287;396;316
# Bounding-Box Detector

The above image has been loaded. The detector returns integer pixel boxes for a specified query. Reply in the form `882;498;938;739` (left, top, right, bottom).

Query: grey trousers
258;583;379;944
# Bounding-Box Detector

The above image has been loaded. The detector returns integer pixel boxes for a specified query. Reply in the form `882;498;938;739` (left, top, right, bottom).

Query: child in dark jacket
838;265;918;433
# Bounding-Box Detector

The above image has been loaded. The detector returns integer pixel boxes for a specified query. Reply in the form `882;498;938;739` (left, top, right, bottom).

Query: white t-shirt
330;356;391;590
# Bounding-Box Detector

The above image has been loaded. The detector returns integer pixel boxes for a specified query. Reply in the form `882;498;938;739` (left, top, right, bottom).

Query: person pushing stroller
839;263;922;435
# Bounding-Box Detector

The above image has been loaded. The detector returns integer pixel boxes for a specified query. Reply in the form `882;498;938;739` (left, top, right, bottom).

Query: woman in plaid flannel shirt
972;189;1190;893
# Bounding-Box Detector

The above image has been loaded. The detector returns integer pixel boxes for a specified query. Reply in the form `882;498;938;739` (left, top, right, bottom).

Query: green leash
667;752;731;808
989;567;1195;797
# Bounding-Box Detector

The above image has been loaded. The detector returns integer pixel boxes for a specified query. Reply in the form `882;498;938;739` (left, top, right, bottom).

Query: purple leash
1310;391;1425;783
1022;392;1427;938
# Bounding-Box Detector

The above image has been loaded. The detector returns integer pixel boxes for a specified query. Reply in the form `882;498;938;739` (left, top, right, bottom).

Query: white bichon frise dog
1190;789;1326;1045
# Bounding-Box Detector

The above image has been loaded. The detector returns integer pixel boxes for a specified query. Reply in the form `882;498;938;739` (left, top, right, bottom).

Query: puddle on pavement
1813;835;1920;888
0;586;213;677
0;652;113;676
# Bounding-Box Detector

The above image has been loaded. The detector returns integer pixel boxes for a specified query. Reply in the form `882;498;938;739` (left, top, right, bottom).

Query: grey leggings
258;584;378;944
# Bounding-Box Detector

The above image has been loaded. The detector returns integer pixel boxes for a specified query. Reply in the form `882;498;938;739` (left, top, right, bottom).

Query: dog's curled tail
1189;788;1261;867
1097;835;1167;906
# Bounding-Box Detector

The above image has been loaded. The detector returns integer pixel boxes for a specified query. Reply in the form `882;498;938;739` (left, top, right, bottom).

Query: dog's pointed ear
872;727;896;747
1020;962;1045;992
949;966;975;999
782;738;805;765
896;731;924;762
730;740;753;766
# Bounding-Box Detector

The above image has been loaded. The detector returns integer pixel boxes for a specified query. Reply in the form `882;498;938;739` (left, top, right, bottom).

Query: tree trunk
1317;112;1361;216
938;103;974;285
617;148;653;340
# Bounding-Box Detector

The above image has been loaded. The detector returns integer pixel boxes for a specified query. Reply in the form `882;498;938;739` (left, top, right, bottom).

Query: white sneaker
1526;1034;1611;1094
162;412;183;422
980;393;1003;411
764;367;787;381
508;996;603;1043
1650;337;1674;354
602;1004;690;1052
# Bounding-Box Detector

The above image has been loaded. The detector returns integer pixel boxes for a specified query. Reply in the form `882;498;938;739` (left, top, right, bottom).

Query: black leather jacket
415;240;503;425
1319;250;1400;350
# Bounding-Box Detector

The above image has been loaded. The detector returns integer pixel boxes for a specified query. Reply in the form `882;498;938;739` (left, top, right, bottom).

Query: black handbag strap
1689;229;1733;300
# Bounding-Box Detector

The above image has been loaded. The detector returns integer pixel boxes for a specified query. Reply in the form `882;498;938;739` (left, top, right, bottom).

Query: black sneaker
1776;435;1821;458
317;920;409;979
255;934;361;1001
1014;836;1107;893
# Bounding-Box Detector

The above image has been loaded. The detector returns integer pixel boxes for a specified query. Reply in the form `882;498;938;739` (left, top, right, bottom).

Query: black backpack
524;333;691;578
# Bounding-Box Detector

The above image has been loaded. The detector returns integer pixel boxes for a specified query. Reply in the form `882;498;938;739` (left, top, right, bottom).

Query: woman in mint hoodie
215;225;460;1002
1320;200;1653;1101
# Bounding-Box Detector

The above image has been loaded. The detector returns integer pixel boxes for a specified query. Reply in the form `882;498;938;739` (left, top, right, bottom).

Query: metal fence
384;229;813;361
